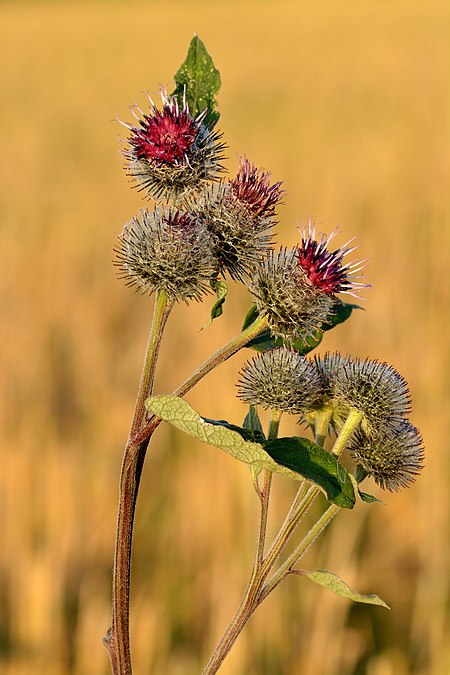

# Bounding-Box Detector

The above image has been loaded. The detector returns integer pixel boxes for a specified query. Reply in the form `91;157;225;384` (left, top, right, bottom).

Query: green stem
103;291;174;675
202;410;283;674
254;410;281;564
261;503;340;600
313;407;333;446
330;408;363;458
132;313;269;445
260;408;364;600
174;314;269;398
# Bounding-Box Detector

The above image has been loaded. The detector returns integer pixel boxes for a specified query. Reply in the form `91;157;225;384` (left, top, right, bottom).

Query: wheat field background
1;1;449;674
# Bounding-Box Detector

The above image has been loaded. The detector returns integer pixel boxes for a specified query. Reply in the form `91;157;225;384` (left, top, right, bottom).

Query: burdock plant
104;37;424;674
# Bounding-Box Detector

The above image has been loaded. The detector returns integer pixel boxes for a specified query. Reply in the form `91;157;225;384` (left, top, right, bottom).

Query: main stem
104;310;269;674
104;291;173;675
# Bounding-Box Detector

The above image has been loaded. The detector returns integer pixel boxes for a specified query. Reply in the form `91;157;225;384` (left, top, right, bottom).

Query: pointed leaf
202;278;228;329
147;395;295;475
243;405;265;437
173;35;221;126
321;299;362;331
145;396;355;508
358;490;382;504
241;303;260;331
299;569;390;609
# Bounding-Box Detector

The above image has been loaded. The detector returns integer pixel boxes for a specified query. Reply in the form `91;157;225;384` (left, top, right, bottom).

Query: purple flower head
119;89;225;202
296;224;369;298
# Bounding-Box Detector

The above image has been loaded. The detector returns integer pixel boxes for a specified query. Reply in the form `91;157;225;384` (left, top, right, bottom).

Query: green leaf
358;490;382;504
355;463;369;484
243;405;265;437
322;299;362;331
172;35;221;126
264;437;356;509
202;278;228;329
241;304;260;331
299;569;390;609
146;395;286;474
145;396;355;508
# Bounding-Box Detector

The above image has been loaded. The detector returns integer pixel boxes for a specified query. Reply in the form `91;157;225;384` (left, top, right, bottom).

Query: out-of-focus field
1;1;449;673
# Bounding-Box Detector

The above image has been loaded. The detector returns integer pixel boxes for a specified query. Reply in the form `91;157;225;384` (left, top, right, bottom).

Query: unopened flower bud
349;419;424;491
327;355;412;434
237;348;323;415
115;208;217;303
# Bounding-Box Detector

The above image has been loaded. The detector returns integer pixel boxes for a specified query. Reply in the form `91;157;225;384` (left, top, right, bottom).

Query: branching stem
103;291;173;674
104;310;269;673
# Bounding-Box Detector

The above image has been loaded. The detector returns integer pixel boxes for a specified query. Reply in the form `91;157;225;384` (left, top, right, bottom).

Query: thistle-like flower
120;90;226;202
115;208;217;303
248;248;337;344
329;355;412;434
349;419;424;491
249;225;368;345
237;348;323;415
296;223;369;298
195;158;283;281
229;157;283;220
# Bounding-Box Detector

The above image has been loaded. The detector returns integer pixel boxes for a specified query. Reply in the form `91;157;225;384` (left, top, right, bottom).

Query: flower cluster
237;347;423;491
115;71;423;494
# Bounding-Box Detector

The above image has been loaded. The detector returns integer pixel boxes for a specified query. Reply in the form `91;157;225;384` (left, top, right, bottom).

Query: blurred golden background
1;1;449;673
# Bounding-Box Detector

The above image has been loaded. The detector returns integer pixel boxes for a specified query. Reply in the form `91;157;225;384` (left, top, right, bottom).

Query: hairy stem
255;410;281;564
104;310;269;673
104;291;173;675
202;406;365;672
133;313;269;445
330;408;363;458
202;409;281;674
261;503;341;600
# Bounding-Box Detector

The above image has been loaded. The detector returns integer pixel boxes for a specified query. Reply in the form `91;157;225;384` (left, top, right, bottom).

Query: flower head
229;157;283;219
120;90;226;202
349;419;424;491
115;207;217;303
296;224;369;298
237;348;323;415
328;355;412;434
249;248;337;345
194;159;282;281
